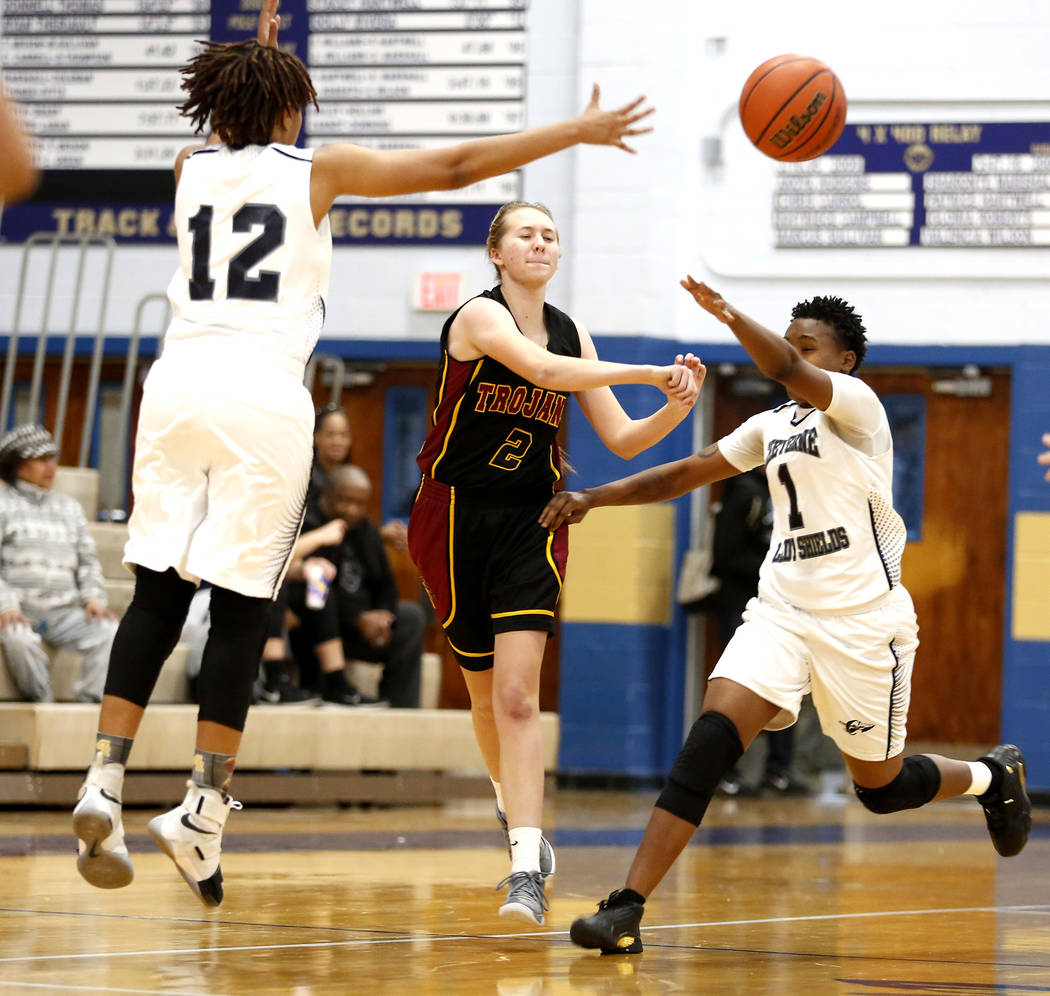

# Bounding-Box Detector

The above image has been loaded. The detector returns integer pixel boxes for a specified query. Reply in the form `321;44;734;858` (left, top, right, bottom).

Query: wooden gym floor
0;788;1047;994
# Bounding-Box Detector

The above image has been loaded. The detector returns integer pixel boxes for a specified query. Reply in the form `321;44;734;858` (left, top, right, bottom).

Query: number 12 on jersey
188;203;286;302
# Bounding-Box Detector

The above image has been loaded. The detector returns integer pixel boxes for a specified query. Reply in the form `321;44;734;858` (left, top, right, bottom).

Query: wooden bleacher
0;468;560;805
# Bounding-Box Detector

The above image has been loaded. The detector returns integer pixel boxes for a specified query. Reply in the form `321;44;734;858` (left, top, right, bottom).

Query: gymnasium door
707;366;1010;744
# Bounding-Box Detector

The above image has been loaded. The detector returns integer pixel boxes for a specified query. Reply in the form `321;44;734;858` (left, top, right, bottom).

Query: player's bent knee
656;711;744;826
853;755;941;814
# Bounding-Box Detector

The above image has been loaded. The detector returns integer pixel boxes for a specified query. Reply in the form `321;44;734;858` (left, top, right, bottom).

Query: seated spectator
310;403;408;550
291;465;423;708
283;515;390;707
0;425;117;703
257;520;346;705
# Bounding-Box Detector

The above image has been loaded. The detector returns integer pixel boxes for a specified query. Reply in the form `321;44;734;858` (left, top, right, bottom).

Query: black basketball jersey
416;286;582;502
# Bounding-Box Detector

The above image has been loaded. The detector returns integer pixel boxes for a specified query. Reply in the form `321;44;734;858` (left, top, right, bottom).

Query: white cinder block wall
570;0;1050;347
3;0;1048;348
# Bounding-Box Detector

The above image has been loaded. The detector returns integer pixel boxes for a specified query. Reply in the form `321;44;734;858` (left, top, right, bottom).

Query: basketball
738;54;846;162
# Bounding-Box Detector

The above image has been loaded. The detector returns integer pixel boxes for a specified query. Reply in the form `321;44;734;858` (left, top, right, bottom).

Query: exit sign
412;272;464;311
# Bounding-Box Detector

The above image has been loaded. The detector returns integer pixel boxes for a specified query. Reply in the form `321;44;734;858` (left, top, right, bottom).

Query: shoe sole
147;816;222;907
499;902;544;925
72;810;133;889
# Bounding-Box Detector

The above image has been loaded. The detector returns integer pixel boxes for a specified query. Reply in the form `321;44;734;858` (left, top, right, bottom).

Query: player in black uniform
408;201;704;924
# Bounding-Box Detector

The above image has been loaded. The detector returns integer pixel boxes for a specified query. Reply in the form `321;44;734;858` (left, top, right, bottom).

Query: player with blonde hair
409;202;704;923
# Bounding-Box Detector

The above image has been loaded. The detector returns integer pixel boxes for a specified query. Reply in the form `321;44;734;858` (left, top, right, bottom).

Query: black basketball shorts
407;476;568;671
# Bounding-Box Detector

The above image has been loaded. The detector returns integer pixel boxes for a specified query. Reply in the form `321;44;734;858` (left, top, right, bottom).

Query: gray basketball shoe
497;870;550;925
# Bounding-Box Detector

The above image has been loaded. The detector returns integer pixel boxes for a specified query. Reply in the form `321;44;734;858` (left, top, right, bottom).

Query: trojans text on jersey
473;383;567;427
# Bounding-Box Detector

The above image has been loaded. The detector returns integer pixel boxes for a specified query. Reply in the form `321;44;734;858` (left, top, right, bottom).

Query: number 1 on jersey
777;463;805;530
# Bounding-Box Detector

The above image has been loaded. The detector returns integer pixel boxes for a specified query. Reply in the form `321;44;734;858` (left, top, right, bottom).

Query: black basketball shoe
570;889;645;954
978;744;1032;857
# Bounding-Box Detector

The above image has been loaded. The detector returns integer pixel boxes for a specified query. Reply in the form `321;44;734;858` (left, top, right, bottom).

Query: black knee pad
103;567;197;706
197;586;273;731
656;710;744;826
854;755;941;814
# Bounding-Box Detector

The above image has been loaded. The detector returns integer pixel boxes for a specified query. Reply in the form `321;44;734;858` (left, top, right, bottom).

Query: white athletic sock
490;777;505;813
509;826;542;874
962;760;993;796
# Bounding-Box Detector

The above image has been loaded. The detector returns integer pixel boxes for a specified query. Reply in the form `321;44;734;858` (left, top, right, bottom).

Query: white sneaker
73;758;134;889
147;781;241;907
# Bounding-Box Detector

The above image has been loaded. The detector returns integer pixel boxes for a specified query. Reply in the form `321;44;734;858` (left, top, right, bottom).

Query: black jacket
315;517;398;624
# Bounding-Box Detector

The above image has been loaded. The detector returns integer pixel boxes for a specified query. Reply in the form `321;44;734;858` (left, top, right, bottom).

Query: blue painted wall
1003;348;1050;792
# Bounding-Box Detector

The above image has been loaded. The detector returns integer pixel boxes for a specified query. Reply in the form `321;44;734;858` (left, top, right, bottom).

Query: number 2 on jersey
489;428;533;471
777;463;805;530
188;203;286;302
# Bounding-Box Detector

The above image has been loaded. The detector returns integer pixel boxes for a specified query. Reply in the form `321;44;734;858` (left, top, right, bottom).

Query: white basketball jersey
717;372;907;613
165;143;332;371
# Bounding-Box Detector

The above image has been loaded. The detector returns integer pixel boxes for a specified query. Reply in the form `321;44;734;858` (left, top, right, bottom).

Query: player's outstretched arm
574;329;706;459
452;298;694;400
311;84;653;210
0;88;39;203
538;444;738;530
681;275;834;410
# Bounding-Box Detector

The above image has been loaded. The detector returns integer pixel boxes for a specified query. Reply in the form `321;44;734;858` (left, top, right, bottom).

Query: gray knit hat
0;424;58;463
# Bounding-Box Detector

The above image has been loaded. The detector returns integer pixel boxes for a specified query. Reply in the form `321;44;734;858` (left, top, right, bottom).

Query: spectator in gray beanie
0;425;117;702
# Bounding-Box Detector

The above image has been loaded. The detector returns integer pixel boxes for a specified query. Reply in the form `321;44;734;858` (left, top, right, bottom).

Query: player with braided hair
71;0;657;906
175;37;318;150
542;278;1032;954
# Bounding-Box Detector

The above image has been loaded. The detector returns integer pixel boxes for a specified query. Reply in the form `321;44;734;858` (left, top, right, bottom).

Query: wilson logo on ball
770;91;828;150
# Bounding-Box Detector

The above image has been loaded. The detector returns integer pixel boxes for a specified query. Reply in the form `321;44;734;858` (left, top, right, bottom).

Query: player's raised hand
681;276;735;325
1039;433;1050;481
577;84;654;153
539;490;592;530
257;0;281;47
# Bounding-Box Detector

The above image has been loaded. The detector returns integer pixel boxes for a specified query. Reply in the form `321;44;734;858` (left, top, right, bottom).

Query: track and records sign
0;0;528;245
773;122;1050;248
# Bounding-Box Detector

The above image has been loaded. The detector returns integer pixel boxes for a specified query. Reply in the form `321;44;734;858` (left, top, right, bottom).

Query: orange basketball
739;54;846;162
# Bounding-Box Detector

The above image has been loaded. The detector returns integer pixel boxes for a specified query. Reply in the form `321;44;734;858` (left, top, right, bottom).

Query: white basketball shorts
709;584;918;761
123;347;314;599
